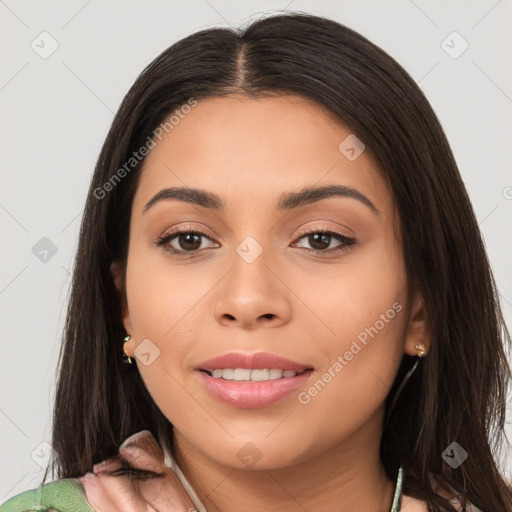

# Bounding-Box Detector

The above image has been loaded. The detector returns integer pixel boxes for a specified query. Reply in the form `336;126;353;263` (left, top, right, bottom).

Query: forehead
133;94;392;216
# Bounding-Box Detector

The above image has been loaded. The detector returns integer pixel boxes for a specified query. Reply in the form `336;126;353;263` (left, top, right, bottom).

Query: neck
172;411;396;512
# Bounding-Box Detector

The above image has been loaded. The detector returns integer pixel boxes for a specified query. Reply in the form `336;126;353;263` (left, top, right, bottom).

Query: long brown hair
47;12;512;511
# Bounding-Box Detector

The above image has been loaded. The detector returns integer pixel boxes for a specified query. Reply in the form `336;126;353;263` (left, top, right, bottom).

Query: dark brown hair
46;11;511;511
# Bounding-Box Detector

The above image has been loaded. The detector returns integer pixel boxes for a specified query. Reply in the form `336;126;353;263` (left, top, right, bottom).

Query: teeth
234;368;251;381
269;369;283;380
250;369;269;381
209;368;299;381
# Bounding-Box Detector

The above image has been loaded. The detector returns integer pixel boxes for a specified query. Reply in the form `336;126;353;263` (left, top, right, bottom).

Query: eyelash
155;225;356;259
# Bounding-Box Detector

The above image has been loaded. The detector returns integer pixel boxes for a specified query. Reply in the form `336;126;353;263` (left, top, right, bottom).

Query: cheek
294;237;407;351
124;244;223;418
125;237;219;342
284;308;407;464
290;241;407;419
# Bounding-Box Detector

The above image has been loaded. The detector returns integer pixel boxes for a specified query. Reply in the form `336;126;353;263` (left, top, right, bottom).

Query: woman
1;11;510;512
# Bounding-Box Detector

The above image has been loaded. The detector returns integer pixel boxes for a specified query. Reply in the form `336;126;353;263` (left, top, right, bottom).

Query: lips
196;352;313;373
195;352;314;408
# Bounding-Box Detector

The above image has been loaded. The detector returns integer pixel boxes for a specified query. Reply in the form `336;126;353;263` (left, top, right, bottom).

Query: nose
213;246;292;330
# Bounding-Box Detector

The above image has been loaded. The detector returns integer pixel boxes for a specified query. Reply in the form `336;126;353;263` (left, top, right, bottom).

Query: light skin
111;94;431;511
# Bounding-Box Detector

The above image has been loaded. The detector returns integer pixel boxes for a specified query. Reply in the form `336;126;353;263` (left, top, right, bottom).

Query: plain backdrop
1;0;511;502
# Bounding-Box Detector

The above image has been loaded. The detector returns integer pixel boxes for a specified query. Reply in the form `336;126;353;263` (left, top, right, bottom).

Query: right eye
156;227;219;258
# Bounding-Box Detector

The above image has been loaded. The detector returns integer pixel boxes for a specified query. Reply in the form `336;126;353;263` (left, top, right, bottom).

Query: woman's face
115;94;427;470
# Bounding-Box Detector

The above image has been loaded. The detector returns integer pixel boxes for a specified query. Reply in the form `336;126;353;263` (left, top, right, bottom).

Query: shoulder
401;494;429;511
401;492;483;512
444;495;484;512
0;478;95;512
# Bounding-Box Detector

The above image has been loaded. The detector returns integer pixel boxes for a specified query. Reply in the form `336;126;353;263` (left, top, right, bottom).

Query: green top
1;467;404;511
0;479;94;512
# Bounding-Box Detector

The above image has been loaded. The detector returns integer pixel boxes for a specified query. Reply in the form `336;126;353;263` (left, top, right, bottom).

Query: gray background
1;0;511;501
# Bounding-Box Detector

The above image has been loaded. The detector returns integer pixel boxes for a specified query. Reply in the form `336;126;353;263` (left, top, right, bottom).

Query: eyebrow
143;184;379;215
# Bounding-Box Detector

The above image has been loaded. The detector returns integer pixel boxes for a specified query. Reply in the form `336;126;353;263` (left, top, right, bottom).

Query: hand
77;430;198;512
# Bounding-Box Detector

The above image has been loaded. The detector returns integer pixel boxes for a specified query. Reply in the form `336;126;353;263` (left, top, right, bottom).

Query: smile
207;368;306;380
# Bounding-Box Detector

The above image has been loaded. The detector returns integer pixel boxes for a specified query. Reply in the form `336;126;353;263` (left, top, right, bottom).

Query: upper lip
196;352;314;372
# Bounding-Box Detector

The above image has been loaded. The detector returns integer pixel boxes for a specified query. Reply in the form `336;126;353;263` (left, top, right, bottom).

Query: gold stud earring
122;335;133;364
414;342;426;358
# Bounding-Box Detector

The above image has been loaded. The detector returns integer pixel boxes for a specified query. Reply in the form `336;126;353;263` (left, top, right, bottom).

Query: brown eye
307;233;333;251
156;228;218;258
175;233;202;251
293;229;356;255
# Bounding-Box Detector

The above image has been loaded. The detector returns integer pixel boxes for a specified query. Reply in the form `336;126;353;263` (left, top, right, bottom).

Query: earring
383;343;427;429
415;342;426;358
122;335;134;364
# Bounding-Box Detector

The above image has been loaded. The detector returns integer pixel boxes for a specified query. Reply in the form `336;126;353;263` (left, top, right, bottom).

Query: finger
120;434;197;511
119;430;165;474
77;472;119;512
91;457;148;512
139;473;198;512
128;460;196;510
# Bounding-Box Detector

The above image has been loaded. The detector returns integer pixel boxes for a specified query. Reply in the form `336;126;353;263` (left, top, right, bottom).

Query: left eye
292;230;356;254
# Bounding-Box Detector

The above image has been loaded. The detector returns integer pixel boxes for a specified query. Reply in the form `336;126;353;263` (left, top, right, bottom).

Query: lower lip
197;370;314;408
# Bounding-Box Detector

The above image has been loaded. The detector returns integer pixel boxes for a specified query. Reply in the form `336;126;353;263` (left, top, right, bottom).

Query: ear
404;291;430;357
110;261;133;336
